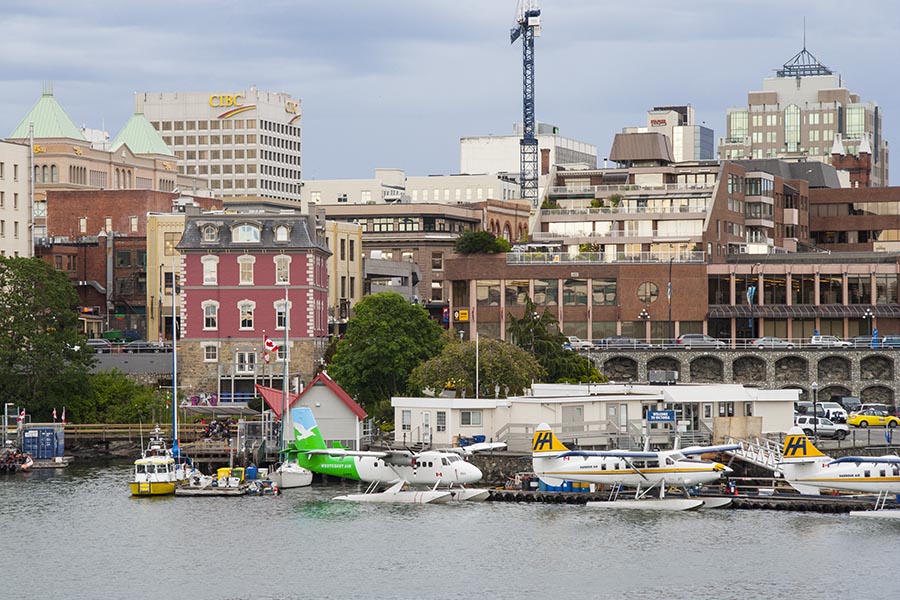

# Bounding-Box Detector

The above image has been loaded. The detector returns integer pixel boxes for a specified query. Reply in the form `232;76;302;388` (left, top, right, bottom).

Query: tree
506;296;606;384
409;334;544;398
327;292;445;419
454;230;511;254
0;257;95;418
68;370;166;424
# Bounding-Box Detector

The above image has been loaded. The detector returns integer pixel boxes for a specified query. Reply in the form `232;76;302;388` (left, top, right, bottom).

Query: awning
707;304;900;319
254;384;299;419
181;403;258;416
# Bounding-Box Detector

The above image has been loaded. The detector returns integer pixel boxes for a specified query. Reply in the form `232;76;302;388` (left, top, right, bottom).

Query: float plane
780;426;900;518
531;423;738;511
284;407;504;503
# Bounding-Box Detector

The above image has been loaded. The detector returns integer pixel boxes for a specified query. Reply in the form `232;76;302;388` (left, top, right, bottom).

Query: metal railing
583;337;900;351
507;251;706;265
548;183;716;195
532;230;701;241
541;204;710;215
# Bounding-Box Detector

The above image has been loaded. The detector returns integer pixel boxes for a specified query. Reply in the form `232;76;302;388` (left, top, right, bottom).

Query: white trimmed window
274;299;291;330
202;343;218;362
232;224;260;243
275;225;290;242
461;410;482;426
401;410;411;431
235;351;256;373
202;256;219;285
238;300;256;330
202;225;218;242
238;255;255;285
436;411;446;432
274;255;291;284
202;300;219;330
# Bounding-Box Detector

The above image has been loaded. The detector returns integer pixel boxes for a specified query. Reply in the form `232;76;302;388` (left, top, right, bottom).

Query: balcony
542;203;710;216
548;182;716;197
532;230;701;243
507;250;706;265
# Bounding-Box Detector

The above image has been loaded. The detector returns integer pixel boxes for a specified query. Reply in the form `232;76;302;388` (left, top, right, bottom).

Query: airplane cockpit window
441;458;450;466
666;457;675;466
447;455;461;463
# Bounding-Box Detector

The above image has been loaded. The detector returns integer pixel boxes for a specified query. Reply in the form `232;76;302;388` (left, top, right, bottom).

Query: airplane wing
828;455;900;465
679;444;741;456
448;442;508;455
556;450;658;459
301;449;388;458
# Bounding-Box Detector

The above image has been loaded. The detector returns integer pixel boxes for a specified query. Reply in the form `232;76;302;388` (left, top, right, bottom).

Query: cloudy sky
1;1;896;182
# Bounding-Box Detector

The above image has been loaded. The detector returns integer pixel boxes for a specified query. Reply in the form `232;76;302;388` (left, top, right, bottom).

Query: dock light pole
863;307;874;335
812;382;819;440
638;308;650;343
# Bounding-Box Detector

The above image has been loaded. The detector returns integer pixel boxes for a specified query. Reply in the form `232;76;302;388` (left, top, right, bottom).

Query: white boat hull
700;497;733;509
448;488;490;502
849;510;900;519
270;461;313;489
585;498;704;511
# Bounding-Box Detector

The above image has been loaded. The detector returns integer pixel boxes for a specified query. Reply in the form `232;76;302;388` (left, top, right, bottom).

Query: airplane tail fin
288;407;327;452
531;423;569;456
779;427;830;495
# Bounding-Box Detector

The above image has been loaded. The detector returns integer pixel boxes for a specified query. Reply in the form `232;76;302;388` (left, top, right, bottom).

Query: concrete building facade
623;105;714;162
460;123;597;175
0;140;31;257
136;87;302;202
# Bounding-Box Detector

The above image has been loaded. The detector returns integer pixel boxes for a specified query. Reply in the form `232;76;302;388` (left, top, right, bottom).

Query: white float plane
780;426;900;518
285;407;505;503
532;423;738;510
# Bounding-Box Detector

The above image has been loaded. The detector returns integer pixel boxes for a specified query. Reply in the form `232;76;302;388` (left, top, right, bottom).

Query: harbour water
2;461;897;600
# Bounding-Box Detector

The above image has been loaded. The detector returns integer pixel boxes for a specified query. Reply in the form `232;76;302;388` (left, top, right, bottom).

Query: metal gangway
723;435;784;475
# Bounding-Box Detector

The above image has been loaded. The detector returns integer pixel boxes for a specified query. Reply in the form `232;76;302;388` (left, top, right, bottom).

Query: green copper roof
9;92;86;140
110;112;174;157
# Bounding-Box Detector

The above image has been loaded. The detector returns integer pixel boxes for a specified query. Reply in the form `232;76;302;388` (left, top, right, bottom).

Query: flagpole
171;254;178;456
282;285;290;451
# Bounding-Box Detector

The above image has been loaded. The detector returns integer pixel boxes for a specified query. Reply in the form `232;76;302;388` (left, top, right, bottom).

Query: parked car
749;336;795;350
124;340;172;353
594;335;651;350
565;336;593;351
840;396;862;413
847;409;900;428
809;335;852;348
849;335;876;348
817;401;848;423
793;415;849;439
674;334;726;350
881;335;900;349
856;403;899;417
85;338;113;353
796;401;826;417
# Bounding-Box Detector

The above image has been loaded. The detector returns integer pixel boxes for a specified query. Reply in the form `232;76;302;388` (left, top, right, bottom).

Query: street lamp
863;307;874;335
811;382;819;440
638;308;650;343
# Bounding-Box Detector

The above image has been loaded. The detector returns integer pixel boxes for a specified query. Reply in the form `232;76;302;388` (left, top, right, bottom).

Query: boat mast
281;284;290;450
171;254;179;456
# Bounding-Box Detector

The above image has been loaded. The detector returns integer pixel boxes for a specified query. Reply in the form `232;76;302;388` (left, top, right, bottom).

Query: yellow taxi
847;409;900;428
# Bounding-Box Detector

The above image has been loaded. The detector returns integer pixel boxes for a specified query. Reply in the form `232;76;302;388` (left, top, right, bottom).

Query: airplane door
422;411;431;446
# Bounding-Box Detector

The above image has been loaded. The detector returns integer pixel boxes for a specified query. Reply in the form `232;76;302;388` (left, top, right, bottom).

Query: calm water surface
2;462;897;600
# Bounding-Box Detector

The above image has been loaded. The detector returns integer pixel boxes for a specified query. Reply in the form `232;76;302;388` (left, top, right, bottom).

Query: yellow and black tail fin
531;423;569;456
782;426;828;461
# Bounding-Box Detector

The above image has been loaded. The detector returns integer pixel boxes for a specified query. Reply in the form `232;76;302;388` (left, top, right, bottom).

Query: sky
1;0;898;182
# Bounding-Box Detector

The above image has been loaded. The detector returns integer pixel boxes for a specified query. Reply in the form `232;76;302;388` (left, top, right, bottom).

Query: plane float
285;407;504;503
531;422;738;511
780;426;900;518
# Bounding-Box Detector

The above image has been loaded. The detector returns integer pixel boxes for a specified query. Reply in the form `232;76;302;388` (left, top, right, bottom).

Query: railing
724;435;784;474
548;183;716;195
583;337;900;352
532;230;701;241
507;251;706;265
541;204;710;215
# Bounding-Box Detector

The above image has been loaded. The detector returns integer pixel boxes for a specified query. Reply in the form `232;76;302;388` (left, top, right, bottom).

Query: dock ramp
722;436;783;475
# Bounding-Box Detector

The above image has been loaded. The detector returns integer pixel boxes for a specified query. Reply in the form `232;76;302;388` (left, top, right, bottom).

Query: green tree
409;334;544;398
0;257;95;419
506;296;606;384
68;370;166;424
327;292;445;419
454;230;511;254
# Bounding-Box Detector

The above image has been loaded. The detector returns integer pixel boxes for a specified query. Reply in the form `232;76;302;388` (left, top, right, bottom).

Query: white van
817;402;848;423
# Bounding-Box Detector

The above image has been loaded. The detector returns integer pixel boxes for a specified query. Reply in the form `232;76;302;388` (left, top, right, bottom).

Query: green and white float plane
285;407;505;503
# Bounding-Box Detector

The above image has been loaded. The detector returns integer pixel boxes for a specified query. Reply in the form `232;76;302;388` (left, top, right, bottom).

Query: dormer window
233;224;261;243
275;225;290;242
202;226;218;242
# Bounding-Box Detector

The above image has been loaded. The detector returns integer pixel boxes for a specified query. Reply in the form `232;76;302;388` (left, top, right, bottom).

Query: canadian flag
264;335;279;364
61;407;66;424
53;408;57;421
16;408;25;422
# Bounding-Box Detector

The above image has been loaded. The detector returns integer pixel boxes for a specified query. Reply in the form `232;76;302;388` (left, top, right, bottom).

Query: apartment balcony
507;250;706;265
542;203;710;216
532;229;701;244
548;182;715;198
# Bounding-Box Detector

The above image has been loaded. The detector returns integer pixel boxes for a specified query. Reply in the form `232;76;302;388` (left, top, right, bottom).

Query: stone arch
816;356;851;382
602;356;638;382
775;356;808;384
860;385;895;405
647;356;680;372
781;384;806;401
689;355;724;383
860;355;894;381
818;385;851;404
733;355;766;385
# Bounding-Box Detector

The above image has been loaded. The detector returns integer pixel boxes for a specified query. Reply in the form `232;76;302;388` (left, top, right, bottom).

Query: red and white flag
52;408;57;421
16;408;25;422
264;335;279;364
61;407;66;424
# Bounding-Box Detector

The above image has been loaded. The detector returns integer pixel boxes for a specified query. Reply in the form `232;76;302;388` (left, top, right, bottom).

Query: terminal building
136;87;302;202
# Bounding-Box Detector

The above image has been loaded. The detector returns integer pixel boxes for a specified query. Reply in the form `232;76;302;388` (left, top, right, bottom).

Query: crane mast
510;0;541;207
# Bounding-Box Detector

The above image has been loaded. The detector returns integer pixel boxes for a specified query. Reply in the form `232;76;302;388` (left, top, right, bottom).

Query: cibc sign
209;93;246;107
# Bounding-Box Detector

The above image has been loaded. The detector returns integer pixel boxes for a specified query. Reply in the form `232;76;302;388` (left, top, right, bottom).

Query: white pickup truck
565;336;593;351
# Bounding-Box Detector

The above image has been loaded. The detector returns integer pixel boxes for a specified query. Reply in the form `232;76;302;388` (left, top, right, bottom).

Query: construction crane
510;0;541;207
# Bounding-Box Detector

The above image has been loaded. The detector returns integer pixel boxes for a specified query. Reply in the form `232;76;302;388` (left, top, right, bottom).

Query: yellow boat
130;426;188;496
